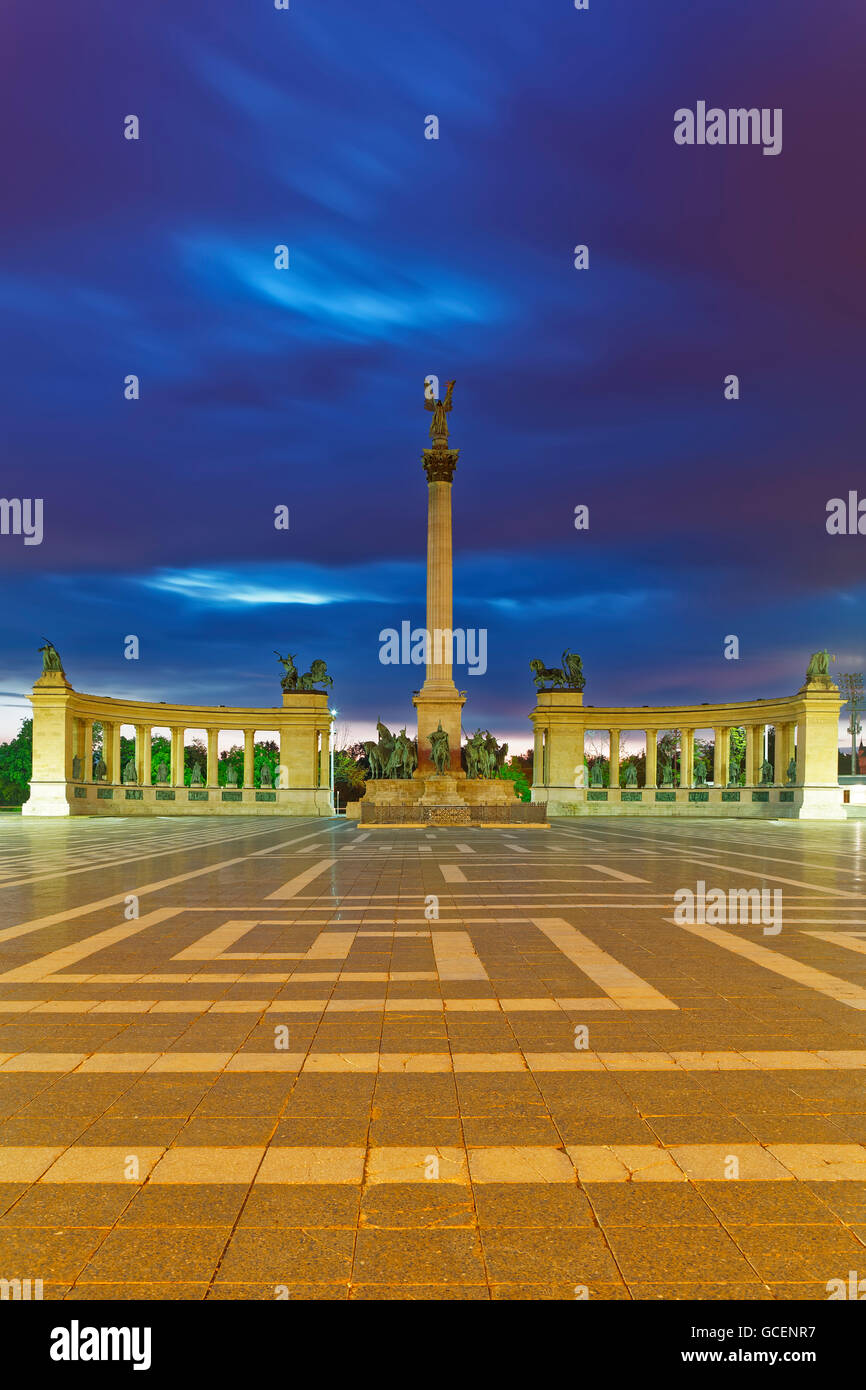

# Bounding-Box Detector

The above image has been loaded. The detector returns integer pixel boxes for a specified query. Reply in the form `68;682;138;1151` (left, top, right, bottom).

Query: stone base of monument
358;773;548;826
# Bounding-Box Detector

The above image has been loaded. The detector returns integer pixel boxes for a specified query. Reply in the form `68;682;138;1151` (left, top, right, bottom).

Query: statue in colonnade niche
694;758;707;787
71;755;82;781
622;762;638;787
190;763;203;786
759;759;774;786
728;762;742;787
589;760;605;788
660;762;674;787
156;762;168;784
94;757;106;782
786;757;797;785
429;722;450;775
260;762;272;788
225;763;238;787
122;758;137;784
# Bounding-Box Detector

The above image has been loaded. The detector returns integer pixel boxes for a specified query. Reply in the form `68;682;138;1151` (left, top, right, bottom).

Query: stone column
533;727;544;786
320;725;330;789
279;727;293;789
171;727;185;787
609;729;620;789
137;725;152;785
714;726;730;787
745;724;761;786
206;728;220;787
82;720;93;782
645;730;657;788
244;730;256;789
413;425;465;774
680;728;694;788
773;723;789;784
104;721;121;783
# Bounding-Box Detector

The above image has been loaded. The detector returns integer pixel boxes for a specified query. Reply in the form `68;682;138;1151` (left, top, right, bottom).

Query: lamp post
329;708;337;813
839;674;864;776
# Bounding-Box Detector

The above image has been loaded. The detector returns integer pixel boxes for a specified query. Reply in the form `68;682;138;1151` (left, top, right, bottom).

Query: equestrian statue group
529;650;585;692
275;652;333;692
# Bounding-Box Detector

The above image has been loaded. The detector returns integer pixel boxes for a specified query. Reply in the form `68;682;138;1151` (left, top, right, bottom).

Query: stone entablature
23;672;334;818
530;684;844;821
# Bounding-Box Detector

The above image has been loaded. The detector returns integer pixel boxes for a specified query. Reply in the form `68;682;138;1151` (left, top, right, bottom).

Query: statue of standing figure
226;763;238;787
38;640;64;674
425;379;455;441
156;762;169;784
786;757;797;786
122;757;137;784
429;722;451;775
622;762;638;787
694;758;707;787
759;759;774;786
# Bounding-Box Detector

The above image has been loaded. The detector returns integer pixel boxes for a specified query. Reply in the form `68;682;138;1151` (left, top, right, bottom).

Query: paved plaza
1;814;866;1300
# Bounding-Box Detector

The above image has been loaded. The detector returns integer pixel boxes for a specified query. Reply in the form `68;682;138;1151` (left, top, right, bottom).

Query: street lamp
329;708;338;813
839;674;864;776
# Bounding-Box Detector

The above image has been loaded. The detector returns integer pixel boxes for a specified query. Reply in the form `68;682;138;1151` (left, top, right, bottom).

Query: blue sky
1;0;863;747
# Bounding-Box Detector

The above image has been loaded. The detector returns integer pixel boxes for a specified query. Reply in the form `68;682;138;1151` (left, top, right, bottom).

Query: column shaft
680;728;694;788
609;729;620;788
645;730;657;788
745;725;761;785
714;726;730;787
171;727;185;787
206;728;220;787
82;721;93;782
244;730;256;789
425;480;455;690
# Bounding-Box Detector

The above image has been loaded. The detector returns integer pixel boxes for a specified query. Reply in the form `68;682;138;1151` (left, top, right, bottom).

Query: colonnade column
773;723;790;783
103;721;121;783
680;728;694;788
645;730;657;788
714;726;730;787
171;727;185;787
320;726;330;789
244;730;256;789
137;725;152;785
533;727;544;786
206;729;220;788
745;724;762;785
82;720;93;781
609;729;620;788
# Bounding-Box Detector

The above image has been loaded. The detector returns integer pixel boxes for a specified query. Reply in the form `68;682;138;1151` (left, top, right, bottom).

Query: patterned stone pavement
1;813;865;1300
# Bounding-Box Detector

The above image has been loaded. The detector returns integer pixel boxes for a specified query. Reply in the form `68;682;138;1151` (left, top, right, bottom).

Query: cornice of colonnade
530;685;843;728
28;676;333;730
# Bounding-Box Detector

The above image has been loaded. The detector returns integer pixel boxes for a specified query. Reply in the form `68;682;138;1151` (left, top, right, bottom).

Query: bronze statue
190;763;203;786
805;650;833;682
363;720;396;779
226;764;238;787
660;761;674;787
156;762;168;784
694;758;707;787
385;728;417;779
297;659;333;691
622;762;638;787
590;760;605;788
260;762;272;788
38;640;64;674
275;651;299;691
561;651;586;692
72;754;82;781
759;758;774;786
425;379;455;441
122;757;137;784
529;658;567;691
429;722;450;775
94;757;107;782
786;757;797;786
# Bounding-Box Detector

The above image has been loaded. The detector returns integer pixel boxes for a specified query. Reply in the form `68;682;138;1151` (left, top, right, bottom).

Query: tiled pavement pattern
1;813;865;1300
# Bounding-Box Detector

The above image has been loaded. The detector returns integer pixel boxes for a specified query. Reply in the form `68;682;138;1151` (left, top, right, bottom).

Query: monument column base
22;781;72;816
412;686;465;775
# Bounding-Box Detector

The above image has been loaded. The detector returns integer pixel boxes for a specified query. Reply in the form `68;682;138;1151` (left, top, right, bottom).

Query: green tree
499;755;531;802
0;717;32;806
